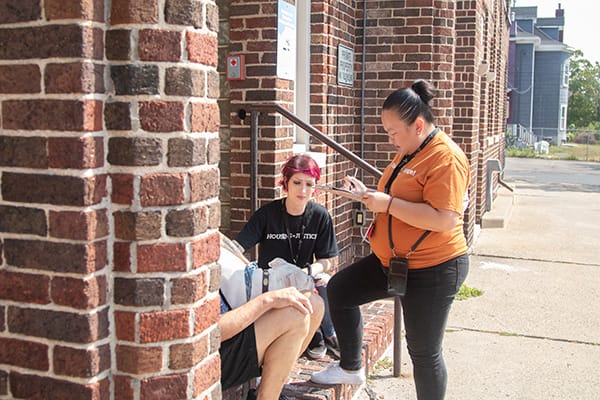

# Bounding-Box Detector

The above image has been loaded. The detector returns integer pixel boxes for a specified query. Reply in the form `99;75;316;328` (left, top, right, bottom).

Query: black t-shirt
235;198;339;269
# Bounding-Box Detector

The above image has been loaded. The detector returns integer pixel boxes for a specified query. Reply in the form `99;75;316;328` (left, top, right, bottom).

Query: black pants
327;253;468;400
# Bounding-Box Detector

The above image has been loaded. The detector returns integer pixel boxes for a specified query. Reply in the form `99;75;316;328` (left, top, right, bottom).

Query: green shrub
455;284;484;301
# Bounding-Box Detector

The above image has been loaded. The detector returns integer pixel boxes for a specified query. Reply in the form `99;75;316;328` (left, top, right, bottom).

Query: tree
567;50;600;129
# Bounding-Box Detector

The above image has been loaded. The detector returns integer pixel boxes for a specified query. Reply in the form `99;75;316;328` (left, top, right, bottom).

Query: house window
562;61;570;87
560;105;567;130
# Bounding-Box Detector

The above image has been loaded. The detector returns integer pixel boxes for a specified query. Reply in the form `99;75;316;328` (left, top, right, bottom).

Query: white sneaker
310;361;366;385
306;343;327;360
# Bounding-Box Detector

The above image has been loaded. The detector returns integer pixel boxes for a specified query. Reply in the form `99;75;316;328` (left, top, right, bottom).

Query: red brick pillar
0;0;221;399
0;0;110;398
107;0;221;399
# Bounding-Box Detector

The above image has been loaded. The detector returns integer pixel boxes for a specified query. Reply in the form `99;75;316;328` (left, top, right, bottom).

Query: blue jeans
309;283;335;348
316;283;335;338
327;253;468;400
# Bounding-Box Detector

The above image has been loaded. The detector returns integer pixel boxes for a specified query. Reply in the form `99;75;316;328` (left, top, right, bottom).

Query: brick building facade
0;0;509;399
220;0;510;261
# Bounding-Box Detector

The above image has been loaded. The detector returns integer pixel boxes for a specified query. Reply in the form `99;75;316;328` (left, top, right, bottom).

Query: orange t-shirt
370;131;470;269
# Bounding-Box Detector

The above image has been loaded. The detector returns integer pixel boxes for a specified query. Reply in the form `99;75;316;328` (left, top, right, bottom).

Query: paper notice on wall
338;44;354;87
277;0;296;81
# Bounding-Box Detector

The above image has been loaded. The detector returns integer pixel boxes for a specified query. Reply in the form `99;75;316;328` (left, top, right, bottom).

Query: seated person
234;154;340;359
220;286;324;400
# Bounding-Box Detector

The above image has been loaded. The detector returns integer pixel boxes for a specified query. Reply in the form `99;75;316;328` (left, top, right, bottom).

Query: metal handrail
244;104;406;377
247;103;382;179
246;103;382;224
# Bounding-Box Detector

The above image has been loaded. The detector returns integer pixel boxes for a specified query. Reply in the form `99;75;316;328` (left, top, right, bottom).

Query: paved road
356;158;600;400
502;157;600;190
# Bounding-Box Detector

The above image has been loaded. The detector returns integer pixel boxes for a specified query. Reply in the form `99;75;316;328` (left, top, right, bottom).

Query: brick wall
222;0;510;254
352;0;457;253
0;1;222;399
358;0;456;166
227;0;296;236
454;0;487;243
467;0;510;229
308;0;361;265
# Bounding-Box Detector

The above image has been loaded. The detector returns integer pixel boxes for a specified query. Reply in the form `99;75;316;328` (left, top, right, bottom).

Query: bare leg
254;293;324;400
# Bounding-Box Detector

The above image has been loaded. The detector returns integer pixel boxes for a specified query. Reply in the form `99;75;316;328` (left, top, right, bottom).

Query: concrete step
481;187;515;228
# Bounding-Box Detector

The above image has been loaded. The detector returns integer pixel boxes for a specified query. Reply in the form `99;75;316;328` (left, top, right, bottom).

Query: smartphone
387;257;409;296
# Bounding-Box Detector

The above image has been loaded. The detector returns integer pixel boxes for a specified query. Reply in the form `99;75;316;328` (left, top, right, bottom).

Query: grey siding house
508;5;571;144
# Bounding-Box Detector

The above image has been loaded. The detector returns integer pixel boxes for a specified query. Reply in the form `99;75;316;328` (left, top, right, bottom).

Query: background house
508;5;571;145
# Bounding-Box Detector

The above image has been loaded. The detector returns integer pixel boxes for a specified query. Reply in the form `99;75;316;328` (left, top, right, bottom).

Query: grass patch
548;143;600;162
455;284;484;301
506;147;537;158
368;357;393;380
499;331;519;337
507;143;600;162
373;357;392;372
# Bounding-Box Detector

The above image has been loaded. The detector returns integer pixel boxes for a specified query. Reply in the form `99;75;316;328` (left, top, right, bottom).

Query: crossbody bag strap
406;229;431;257
384;128;438;258
387;215;430;258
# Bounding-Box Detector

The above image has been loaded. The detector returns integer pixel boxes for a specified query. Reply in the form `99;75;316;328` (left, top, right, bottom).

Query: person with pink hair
234;153;340;360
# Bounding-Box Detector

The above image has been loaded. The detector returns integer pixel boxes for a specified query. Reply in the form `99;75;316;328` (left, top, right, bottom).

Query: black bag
386;230;430;296
387;257;409;296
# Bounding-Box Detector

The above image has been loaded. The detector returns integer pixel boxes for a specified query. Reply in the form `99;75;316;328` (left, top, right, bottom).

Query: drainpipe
250;110;259;260
360;0;367;171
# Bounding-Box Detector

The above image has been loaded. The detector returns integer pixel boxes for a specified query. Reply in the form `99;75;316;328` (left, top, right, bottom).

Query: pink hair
279;154;321;190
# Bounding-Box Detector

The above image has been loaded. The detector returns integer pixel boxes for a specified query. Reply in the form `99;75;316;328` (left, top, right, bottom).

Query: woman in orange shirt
311;80;470;400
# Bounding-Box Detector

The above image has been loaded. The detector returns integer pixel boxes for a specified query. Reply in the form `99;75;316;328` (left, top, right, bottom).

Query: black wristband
303;263;312;276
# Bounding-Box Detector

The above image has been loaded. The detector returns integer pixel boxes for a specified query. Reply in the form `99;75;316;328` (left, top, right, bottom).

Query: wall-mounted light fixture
478;62;489;76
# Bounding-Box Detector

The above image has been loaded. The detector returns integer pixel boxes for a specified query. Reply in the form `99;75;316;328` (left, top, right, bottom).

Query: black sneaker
246;389;257;400
324;335;341;359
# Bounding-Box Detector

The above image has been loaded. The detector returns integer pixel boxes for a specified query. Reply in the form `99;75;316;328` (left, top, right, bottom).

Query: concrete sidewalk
356;158;600;399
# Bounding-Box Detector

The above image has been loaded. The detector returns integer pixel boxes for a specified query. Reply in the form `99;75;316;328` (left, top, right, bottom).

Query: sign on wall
337;44;354;87
277;0;296;80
